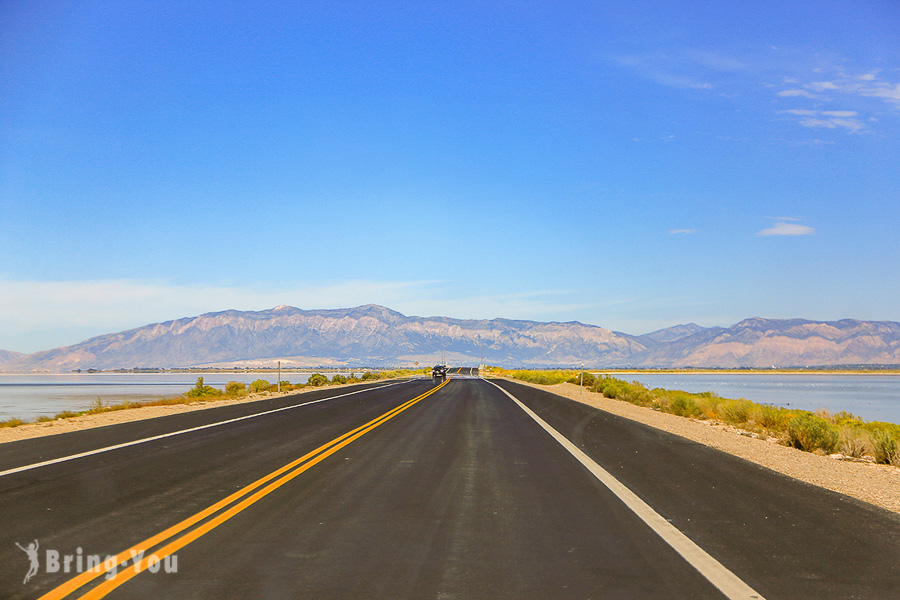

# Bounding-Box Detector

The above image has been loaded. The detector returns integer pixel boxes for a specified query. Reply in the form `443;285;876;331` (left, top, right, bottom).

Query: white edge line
0;381;410;478
485;379;765;600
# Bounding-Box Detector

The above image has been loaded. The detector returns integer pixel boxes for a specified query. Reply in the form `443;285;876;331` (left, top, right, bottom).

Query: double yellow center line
41;378;450;599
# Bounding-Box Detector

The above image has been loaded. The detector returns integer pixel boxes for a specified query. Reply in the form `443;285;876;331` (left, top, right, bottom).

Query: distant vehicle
432;365;447;379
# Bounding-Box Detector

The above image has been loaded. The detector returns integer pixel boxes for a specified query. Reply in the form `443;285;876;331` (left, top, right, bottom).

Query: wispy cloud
610;53;717;90
777;89;817;98
779;108;865;132
668;229;697;235
775;69;900;134
806;73;900;105
611;46;896;137
757;219;815;236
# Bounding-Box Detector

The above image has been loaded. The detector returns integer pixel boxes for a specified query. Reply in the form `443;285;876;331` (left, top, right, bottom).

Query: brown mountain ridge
1;306;898;371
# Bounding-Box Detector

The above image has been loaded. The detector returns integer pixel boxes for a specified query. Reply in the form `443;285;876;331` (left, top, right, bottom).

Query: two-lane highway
1;376;898;599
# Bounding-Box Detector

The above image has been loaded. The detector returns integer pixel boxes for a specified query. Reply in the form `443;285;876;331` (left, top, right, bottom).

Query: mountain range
1;305;899;371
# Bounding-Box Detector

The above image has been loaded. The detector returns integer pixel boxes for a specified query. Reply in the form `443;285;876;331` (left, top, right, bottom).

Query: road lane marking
0;380;410;478
39;378;450;600
486;380;765;600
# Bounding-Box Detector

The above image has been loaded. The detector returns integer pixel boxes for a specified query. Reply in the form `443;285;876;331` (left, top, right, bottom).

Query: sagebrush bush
719;399;754;425
871;429;899;465
185;377;222;398
787;413;839;453
225;381;246;395
838;426;869;458
249;379;270;393
749;404;791;431
306;373;328;387
670;394;701;417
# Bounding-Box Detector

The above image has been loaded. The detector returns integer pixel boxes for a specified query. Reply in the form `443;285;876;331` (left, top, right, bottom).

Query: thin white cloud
798;117;865;132
809;80;840;91
775;68;899;134
668;229;697;235
777;89;817;98
820;110;858;117
779;109;865;132
780;71;900;109
757;221;816;236
610;53;715;90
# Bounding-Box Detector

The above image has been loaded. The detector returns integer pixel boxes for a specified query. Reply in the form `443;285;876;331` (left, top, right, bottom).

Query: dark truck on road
432;365;447;379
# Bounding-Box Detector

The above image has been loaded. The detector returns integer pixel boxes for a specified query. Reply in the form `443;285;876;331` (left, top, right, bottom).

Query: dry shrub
787;413;839;453
838;426;869;458
871;429;900;465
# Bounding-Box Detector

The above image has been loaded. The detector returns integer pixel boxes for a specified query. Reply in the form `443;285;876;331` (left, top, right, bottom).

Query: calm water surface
0;372;328;421
4;372;899;425
603;373;900;424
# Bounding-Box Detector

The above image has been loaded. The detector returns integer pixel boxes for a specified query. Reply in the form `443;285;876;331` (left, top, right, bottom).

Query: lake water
601;373;900;424
0;372;337;421
3;372;899;425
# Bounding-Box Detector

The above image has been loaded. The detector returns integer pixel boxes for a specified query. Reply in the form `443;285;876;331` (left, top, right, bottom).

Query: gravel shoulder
501;378;900;515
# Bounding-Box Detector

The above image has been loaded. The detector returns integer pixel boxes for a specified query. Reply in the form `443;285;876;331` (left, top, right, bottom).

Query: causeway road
1;371;898;599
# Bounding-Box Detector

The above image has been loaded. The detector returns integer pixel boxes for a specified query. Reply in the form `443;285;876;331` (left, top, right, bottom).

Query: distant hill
637;323;711;344
1;304;643;371
0;350;25;366
630;318;900;368
3;307;899;371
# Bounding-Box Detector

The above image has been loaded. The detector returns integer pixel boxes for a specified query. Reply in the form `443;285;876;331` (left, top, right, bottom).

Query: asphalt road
0;374;897;599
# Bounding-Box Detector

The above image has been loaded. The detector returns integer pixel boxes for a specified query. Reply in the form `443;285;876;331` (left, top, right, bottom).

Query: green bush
306;373;328;387
566;371;597;387
750;404;791;431
514;370;570;385
719;399;754;425
361;372;380;381
787;413;839;453
250;379;271;393
225;381;246;395
670;394;701;418
871;429;899;465
331;374;348;385
185;377;222;398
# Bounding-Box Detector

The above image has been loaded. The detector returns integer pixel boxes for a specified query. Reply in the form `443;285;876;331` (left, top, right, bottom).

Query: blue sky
1;1;899;353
